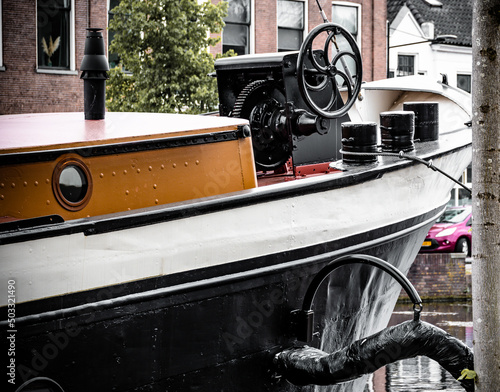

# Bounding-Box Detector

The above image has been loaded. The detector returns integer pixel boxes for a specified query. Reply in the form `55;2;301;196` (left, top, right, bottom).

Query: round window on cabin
59;165;88;203
53;158;93;211
16;377;66;392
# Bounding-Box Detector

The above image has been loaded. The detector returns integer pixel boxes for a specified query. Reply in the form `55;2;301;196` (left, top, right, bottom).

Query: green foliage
107;0;228;114
106;67;141;112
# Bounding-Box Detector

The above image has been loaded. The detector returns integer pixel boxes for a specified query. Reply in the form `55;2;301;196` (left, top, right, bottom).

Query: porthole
52;158;93;211
15;377;65;392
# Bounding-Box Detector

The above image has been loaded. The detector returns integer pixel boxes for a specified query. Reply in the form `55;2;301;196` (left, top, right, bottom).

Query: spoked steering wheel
297;23;362;119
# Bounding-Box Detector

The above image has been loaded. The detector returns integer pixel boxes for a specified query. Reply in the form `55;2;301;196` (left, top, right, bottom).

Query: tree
471;0;500;390
107;0;228;114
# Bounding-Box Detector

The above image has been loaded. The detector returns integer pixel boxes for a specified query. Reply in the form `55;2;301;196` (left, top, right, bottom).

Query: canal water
364;301;473;392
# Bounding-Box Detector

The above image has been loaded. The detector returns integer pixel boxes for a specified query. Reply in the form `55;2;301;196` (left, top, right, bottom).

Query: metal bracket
291;309;315;343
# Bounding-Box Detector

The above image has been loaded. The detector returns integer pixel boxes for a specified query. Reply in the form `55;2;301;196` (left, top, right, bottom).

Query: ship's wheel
231;80;291;171
297;23;362;119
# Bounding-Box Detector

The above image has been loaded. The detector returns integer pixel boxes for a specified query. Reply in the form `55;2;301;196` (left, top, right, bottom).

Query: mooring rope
339;149;472;194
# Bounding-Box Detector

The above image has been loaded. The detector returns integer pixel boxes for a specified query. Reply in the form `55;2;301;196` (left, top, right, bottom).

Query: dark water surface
365;302;473;392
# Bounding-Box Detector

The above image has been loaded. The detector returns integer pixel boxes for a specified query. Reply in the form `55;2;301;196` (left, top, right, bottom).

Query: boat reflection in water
366;302;473;391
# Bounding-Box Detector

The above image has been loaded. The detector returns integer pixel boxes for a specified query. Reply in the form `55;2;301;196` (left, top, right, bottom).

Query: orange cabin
0;112;257;222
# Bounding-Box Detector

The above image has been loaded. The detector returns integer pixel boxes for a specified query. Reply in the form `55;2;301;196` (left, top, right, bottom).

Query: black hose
274;320;474;391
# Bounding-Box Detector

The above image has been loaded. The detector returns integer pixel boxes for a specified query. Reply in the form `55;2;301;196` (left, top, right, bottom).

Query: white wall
388;6;472;89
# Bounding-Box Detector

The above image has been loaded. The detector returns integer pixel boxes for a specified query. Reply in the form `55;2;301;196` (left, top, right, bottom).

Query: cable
315;0;329;23
339;149;472;194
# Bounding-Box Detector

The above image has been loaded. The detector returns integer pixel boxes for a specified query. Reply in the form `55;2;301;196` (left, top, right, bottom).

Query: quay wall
399;253;471;302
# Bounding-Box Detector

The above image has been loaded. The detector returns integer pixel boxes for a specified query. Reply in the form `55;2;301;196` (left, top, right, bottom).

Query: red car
420;205;472;255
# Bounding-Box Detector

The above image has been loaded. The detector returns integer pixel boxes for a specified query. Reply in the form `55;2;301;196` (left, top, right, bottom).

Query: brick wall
399;253;471;302
0;0;107;115
309;0;328;30
372;0;388;81
255;0;277;53
210;0;223;55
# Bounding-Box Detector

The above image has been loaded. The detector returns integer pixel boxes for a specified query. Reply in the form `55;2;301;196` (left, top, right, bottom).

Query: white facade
388;5;472;91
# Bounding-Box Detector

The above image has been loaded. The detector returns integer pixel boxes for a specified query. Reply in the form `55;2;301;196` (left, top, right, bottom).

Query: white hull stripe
4;205;445;327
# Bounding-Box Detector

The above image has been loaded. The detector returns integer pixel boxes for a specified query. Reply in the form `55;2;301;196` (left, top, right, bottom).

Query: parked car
420;205;472;255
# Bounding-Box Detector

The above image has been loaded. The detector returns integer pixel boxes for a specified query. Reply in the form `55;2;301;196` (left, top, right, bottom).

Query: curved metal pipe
302;254;422;312
293;254;422;342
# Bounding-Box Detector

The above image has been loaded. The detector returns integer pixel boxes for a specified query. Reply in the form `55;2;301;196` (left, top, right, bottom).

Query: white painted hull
0;74;473;392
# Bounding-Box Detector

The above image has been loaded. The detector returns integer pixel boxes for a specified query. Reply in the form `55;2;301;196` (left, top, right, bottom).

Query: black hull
5;206;442;392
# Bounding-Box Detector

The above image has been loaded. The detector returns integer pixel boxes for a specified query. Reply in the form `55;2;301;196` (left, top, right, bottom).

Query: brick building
0;0;107;115
211;0;387;82
0;0;386;115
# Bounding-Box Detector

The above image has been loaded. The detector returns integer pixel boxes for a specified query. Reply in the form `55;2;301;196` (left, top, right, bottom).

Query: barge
1;25;472;392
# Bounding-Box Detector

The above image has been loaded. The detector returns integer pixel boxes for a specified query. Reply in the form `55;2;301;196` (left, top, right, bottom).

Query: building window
332;2;360;44
459;163;472;185
277;0;305;52
450;163;472;206
397;54;415;76
108;0;120;69
331;2;360;85
457;74;471;93
37;0;74;70
223;0;251;55
449;183;472;207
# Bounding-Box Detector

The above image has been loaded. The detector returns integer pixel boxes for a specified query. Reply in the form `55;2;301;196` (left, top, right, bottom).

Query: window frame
277;0;307;52
332;1;361;48
457;73;472;93
450;163;472;206
108;0;121;69
222;0;254;55
36;0;77;75
397;54;416;77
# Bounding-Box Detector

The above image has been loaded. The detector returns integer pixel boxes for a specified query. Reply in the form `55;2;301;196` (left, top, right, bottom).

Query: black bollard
341;122;378;164
80;28;109;120
380;111;415;152
403;102;439;142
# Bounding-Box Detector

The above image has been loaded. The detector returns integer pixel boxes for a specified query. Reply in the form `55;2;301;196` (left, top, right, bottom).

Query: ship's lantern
52;158;93;211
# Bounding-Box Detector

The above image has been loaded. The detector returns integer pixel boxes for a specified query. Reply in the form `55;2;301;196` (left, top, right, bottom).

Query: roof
388;0;472;47
0;112;248;154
